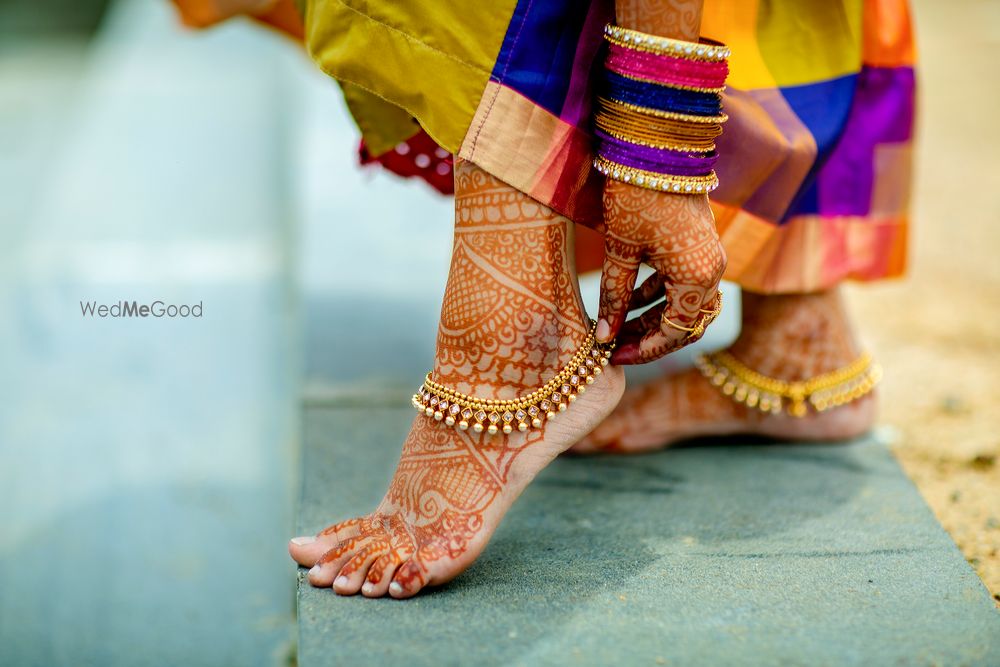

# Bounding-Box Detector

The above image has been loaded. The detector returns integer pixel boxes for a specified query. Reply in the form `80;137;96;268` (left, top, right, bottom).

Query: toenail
309;565;321;576
362;582;375;595
389;582;403;595
334;576;349;589
291;536;316;546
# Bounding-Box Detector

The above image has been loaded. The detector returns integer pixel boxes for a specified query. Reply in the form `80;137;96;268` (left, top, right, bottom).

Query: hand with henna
594;0;723;364
595;182;726;364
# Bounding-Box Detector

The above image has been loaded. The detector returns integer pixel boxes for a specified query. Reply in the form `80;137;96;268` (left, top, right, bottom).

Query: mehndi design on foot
289;160;625;598
414;322;613;435
574;289;878;454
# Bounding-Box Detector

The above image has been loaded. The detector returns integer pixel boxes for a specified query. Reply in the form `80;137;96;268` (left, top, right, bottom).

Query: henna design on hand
599;179;726;364
598;0;716;364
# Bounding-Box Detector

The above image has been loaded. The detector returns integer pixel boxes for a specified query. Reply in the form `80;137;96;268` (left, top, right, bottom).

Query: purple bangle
595;129;718;176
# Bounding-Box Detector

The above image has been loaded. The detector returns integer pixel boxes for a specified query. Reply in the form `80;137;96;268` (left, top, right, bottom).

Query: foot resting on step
289;161;625;597
574;289;879;454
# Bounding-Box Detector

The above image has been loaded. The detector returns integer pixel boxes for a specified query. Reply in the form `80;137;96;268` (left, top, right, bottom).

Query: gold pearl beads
413;322;614;437
695;350;881;418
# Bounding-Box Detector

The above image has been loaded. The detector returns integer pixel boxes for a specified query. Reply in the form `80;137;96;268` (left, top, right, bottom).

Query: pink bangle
605;42;729;92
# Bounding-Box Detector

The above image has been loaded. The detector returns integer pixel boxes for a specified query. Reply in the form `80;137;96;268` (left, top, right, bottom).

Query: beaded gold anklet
695;350;881;418
413;323;614;436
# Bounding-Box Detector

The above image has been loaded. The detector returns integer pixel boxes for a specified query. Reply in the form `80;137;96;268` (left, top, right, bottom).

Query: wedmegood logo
79;301;204;318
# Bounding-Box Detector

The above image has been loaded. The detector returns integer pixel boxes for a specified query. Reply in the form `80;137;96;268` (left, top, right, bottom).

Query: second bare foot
574;289;877;454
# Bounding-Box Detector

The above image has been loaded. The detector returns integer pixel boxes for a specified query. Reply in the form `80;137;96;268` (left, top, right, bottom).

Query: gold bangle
604;24;731;62
595;125;716;154
593;156;719;194
598;103;724;140
595;124;715;153
414;322;615;436
599;97;728;124
595;105;722;153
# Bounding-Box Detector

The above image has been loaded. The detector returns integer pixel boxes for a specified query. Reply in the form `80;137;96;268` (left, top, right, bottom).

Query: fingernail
309;565;321;577
596;318;611;342
389;581;403;596
291;536;316;546
362;582;375;595
334;576;349;589
611;344;635;365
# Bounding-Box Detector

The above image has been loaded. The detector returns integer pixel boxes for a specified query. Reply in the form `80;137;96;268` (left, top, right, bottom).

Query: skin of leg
289;160;624;597
575;287;878;453
616;0;704;41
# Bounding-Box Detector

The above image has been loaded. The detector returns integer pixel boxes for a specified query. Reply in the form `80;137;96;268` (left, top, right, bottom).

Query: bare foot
574;289;877;454
289;161;624;597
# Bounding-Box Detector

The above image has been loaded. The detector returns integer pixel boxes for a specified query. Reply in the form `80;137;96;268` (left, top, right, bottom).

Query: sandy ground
845;0;1000;603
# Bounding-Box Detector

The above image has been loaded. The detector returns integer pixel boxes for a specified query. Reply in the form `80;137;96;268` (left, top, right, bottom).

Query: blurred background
0;0;997;664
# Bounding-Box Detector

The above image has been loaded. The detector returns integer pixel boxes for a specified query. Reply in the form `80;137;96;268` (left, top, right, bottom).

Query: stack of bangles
594;24;730;194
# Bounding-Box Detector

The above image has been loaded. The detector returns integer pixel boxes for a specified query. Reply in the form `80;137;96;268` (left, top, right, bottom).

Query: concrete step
297;406;1000;666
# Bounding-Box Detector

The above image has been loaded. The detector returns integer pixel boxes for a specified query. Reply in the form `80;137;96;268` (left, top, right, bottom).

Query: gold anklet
413;323;614;436
695;350;881;418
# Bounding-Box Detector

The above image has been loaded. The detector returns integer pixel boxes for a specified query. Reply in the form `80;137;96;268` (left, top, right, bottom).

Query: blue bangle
602;71;722;116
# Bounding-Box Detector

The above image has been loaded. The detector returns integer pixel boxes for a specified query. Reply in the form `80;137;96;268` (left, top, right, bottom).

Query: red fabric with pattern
359;130;455;195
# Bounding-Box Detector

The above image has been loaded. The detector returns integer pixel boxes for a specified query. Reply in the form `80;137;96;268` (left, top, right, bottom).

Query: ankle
727;289;863;380
433;317;590;398
432;160;589;399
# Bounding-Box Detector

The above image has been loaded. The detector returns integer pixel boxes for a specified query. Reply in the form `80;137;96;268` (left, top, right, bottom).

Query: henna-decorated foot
573;289;877;454
288;161;625;597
